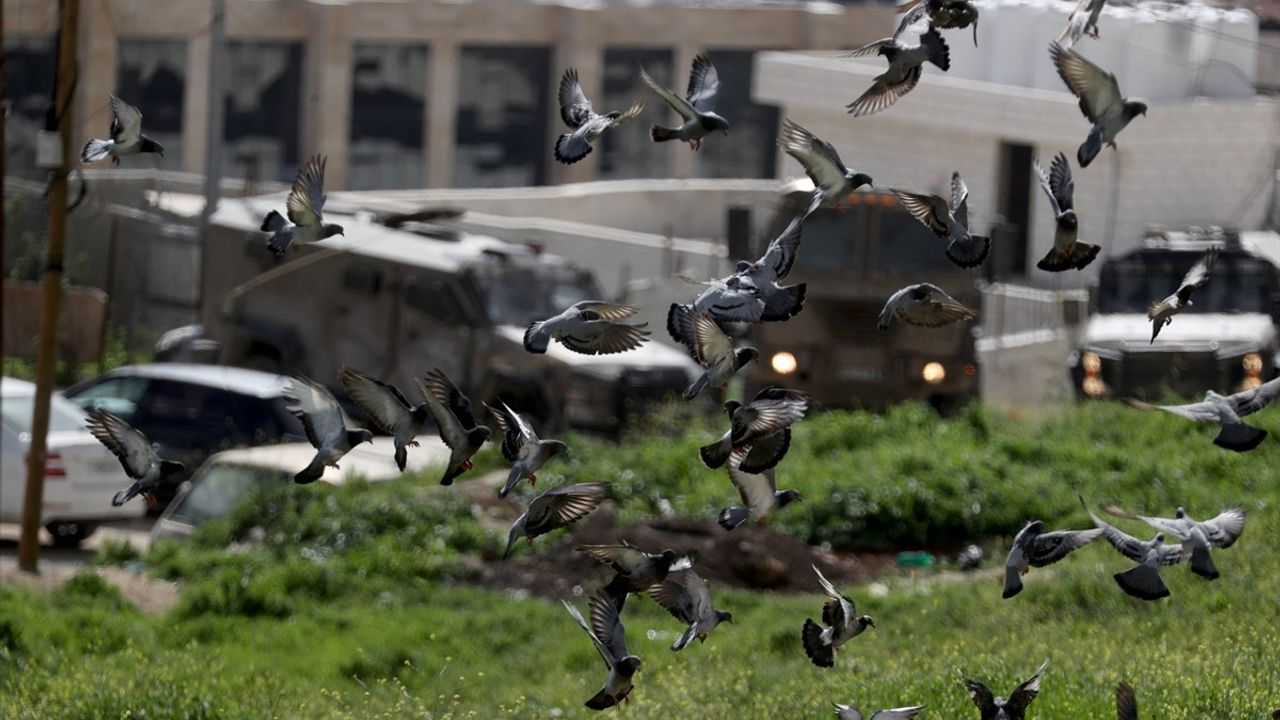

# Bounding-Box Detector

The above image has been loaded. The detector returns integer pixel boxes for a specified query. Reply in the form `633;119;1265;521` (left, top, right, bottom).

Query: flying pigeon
778;119;874;215
802;564;875;668
1002;519;1103;598
1059;0;1107;48
878;282;976;330
503;481;609;560
415;368;491;485
640;53;729;151
523;301;650;356
891;173;991;268
338;367;429;473
486;400;568;498
845;25;950;117
1115;681;1137;720
84;408;185;507
577;541;696;609
261;154;345;257
1085;503;1184;601
81;95;164;165
1032;153;1100;272
666;305;758;400
718;446;802;530
554;68;645;165
699;386;808;472
683;215;807;324
834;703;926;720
897;0;980;46
1050;42;1147;168
1101;504;1246;581
644;569;733;651
959;660;1048;720
562;592;642;711
284;375;374;484
1125;376;1278;452
1146;246;1218;343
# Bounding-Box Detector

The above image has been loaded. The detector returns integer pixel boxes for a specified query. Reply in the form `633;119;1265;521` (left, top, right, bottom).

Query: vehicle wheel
45;522;97;548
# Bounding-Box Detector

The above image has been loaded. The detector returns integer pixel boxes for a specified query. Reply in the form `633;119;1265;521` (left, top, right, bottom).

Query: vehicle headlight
921;362;945;384
1080;352;1108;397
1240;352;1264;391
771;351;798;375
1082;352;1102;373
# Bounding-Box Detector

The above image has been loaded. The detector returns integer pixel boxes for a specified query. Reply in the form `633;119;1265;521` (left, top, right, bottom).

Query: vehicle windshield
166;462;291;526
1098;251;1278;314
0;394;90;434
468;262;599;326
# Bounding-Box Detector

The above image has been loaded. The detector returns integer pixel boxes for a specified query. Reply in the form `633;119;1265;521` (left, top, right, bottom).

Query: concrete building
3;0;893;190
755;0;1280;283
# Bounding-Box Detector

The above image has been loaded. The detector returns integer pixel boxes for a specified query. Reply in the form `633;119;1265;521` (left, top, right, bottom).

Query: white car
1;377;146;546
153;438;450;541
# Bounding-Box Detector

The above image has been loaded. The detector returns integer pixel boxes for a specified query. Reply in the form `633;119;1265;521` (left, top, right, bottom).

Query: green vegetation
2;403;1278;718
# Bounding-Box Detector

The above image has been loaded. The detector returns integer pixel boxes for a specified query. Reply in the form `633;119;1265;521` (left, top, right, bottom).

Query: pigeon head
1060;208;1078;229
658;549;678;567
1153;532;1165;544
140;137;165;156
350;428;375;445
858;615;876;630
322;223;345;239
1125;100;1148;118
1175;506;1187;519
777;489;803;507
723;400;742;418
716;610;734;624
701;113;730;135
617;655;642;677
502;522;525;560
735;347;760;366
846;171;874;191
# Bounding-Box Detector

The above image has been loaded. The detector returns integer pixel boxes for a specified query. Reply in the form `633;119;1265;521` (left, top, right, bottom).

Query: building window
3;36;55;180
698;50;780;180
996;141;1034;278
349;43;427;190
455;46;550;187
223;42;304;185
116;39;186;171
600;48;674;180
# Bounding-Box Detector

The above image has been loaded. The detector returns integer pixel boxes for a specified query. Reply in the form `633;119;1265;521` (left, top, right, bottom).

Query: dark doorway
994;141;1033;279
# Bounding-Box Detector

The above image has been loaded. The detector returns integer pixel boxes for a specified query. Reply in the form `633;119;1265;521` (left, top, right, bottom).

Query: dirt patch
473;501;895;598
0;562;180;615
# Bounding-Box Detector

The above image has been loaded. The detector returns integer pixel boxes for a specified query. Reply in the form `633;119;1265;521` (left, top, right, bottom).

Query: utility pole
197;0;226;321
19;0;80;573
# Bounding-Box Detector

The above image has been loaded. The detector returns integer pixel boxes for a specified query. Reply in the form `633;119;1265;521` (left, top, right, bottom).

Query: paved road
0;517;154;577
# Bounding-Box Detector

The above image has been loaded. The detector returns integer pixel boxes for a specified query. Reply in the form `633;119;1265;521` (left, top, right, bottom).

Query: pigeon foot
408;440;420;448
529;474;538;486
690;139;701;151
462;458;474;472
111;156;121;167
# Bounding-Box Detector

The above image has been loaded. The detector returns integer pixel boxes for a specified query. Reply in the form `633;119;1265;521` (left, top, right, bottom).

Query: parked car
62;364;306;505
1;377;146;546
151;438;450;541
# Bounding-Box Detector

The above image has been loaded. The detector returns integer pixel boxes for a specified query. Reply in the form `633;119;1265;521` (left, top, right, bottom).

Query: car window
64;376;150;420
132;380;240;449
167;462;290;526
0;395;89;434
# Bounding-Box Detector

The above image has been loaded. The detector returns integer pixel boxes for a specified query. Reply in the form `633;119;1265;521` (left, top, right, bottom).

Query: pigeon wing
421;368;480;430
640;65;697;121
577;542;651;575
692;312;735;367
284;376;347;450
559;322;650;355
757;212;804;280
558;68;595;129
286;155;328;229
846;65;922;117
416;377;468;451
779;119;849;199
526;482;608;535
109;95;144;145
686;53;721;113
1175;246;1218;304
85;409;158;480
645;569;710;625
562;599;615;668
338;367;413;436
487;401;538;462
1048;152;1075;212
1115;681;1138;720
1050;42;1122;124
1090;511;1153;562
1227;376;1280;417
727;448;779;510
959;672;999;718
589;590;632;662
1006;660;1048;715
813;564;854;628
572;301;641;322
1198;507;1246;548
870;708;926;720
1032;157;1061;217
1125;397;1222;423
892;189;950;236
1025;527;1103;566
950;172;970;228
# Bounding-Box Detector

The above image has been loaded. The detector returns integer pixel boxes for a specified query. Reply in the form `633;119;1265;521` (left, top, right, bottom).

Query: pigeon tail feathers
1002;563;1024;599
393;443;408;473
523;322;550;354
1114;565;1169;601
946;235;991;269
762;283;807;321
718;506;751;531
554;133;593;165
683;372;711;401
1188;543;1220;580
1213;423;1267;452
266;229;292;257
260;209;287;233
802;618;835;667
81;138;114;163
585;688;621;710
921;28;951;71
1078;127;1103;168
651;125;680;143
111;481;142;507
294;457;325;485
672;624;700;652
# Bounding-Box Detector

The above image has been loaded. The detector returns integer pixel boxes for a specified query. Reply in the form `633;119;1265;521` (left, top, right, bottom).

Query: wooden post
18;0;80;573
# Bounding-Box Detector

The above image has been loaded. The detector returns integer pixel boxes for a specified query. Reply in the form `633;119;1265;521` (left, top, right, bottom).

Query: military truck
746;180;981;410
209;212;697;432
1069;227;1280;401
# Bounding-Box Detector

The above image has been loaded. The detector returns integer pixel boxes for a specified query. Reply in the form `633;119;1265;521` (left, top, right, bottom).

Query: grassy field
2;402;1278;718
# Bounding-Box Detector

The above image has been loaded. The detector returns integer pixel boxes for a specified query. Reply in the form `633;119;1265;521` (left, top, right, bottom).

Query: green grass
1;402;1278;718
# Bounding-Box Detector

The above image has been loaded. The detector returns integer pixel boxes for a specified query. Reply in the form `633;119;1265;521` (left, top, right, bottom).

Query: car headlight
1080;352;1108;397
921;362;945;384
1240;352;1264;391
771;351;798;375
